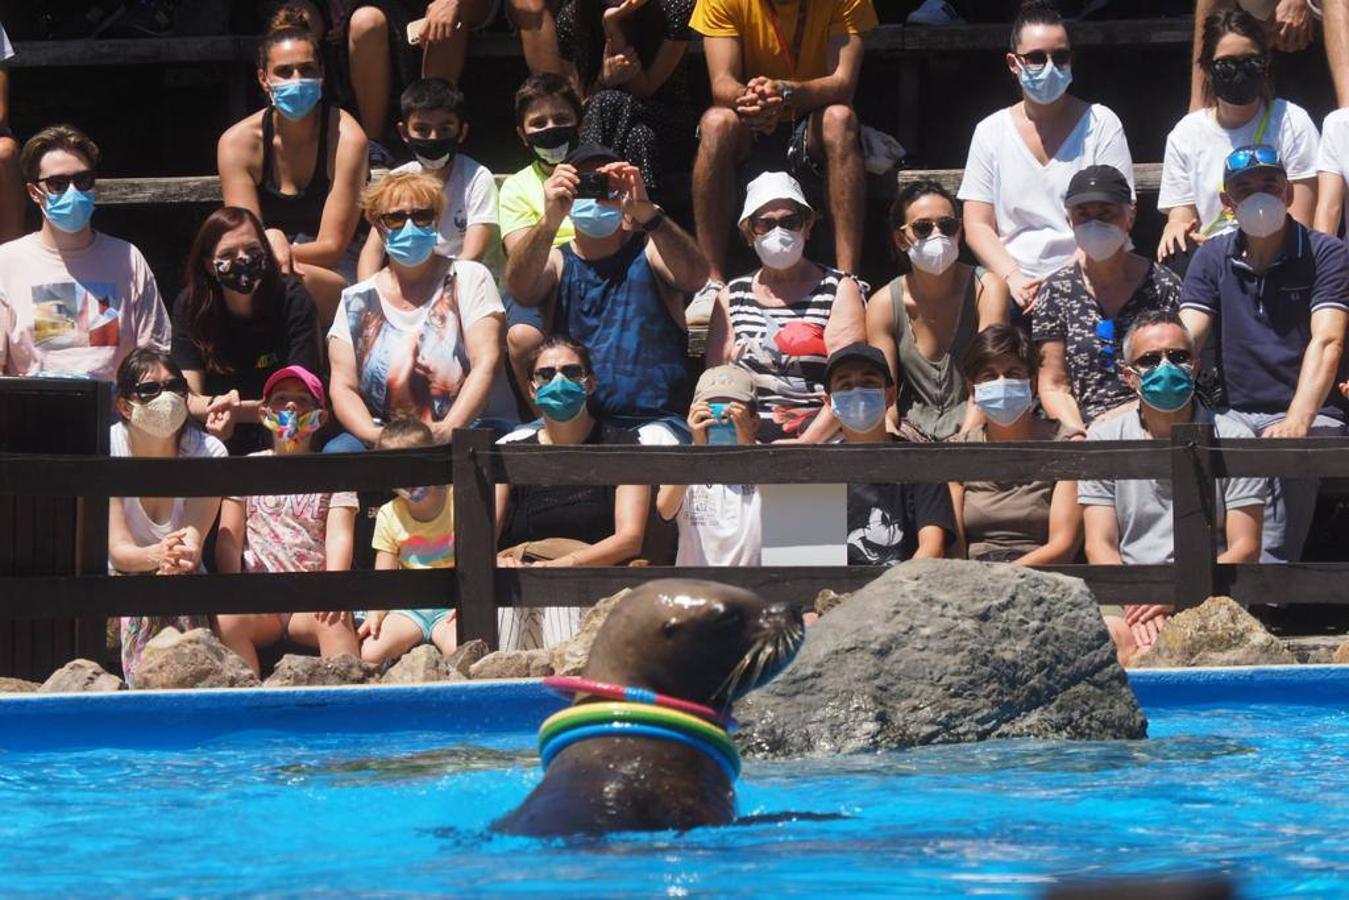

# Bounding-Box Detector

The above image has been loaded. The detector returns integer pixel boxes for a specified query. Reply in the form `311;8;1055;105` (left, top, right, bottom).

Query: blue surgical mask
1137;360;1195;413
974;378;1034;426
830;387;888;433
43;184;96;234
535;373;589;422
270;77;323;121
1019;61;1072;105
571;198;623;238
384;221;439;266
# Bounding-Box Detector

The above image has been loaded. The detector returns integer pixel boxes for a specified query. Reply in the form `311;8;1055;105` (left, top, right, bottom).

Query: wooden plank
1171;423;1218;608
0;570;455;620
1222;563;1349;604
1202;437;1349;479
9;37;257;68
452;429;500;649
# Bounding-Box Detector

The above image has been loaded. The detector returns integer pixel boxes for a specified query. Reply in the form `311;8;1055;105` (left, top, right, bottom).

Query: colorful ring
539;703;739;763
539;722;741;781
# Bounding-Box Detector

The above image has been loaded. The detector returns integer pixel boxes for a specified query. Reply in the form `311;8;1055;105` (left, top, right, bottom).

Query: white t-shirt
1317;108;1349;243
671;483;762;567
1159;99;1319;237
0;232;171;380
958;104;1135;279
390;154;499;261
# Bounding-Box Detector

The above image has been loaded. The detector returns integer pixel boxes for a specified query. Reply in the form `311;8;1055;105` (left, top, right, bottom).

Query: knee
507;0;549;25
698;106;742;148
348;5;389;44
360;642;385;665
820;104;859;152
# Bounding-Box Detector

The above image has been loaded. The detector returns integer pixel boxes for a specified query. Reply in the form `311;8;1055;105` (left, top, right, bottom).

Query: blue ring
539;722;740;781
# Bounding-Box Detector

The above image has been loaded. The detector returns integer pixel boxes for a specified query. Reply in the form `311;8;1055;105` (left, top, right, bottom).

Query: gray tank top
888;266;982;441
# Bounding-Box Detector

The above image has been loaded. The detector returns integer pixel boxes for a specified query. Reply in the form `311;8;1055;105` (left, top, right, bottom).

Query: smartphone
706;402;738;446
407;18;425;45
576;171;612;200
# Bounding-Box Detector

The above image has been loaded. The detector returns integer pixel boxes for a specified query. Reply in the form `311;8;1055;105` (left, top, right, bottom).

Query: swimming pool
4;668;1349;895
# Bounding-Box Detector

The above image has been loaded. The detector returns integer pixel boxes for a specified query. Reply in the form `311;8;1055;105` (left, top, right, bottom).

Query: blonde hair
362;172;447;226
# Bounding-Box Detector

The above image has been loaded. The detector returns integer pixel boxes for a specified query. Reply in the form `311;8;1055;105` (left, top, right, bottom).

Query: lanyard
1203;102;1276;236
760;0;809;75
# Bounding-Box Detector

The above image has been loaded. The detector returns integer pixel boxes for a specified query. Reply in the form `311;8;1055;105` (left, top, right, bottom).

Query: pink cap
262;365;326;407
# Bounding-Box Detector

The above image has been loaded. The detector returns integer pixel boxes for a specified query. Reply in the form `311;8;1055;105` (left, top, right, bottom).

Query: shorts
743;117;820;184
389;607;456;641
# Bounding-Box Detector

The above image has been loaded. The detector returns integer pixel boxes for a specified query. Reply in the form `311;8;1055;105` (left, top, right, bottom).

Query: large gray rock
39;659;125;693
469;648;553;680
548;589;631;676
736;560;1147;759
264;654;376;687
0;677;40;693
444;639;489;677
133;628;260;689
1132;596;1296;668
380;645;467;685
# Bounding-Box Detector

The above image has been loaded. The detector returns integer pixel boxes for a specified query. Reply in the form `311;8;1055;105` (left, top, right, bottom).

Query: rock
264;654;376;687
444;639;489;677
1284;636;1341;665
548;589;631;676
133;628;260;689
469;648;553;680
736;560;1147;759
814;589;850;617
39;659;125;693
1335;640;1349;666
1132;596;1296;668
380;645;466;684
0;677;40;693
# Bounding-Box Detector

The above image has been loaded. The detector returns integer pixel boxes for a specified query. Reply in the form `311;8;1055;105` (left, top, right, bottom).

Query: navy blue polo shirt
1179;220;1349;418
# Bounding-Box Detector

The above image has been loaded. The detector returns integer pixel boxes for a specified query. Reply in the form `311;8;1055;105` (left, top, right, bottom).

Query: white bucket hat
738;171;812;226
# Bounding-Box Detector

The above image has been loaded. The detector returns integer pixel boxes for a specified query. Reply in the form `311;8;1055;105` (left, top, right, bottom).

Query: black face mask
213;252;267;294
526;125;577;165
1209;56;1265;106
407;135;458;169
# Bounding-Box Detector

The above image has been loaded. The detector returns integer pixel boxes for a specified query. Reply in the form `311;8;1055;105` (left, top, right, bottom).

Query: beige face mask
130;392;188;438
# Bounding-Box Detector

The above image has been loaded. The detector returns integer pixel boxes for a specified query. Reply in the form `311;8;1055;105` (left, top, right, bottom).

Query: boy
356;77;501;281
360;413;458;665
216;365;361;676
657;366;762;566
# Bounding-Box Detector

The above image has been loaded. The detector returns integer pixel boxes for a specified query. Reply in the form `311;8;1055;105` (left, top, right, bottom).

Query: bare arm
703;287;735;366
0;68;9;126
825;277;867;351
1219;504;1263;563
324;504;357;571
912;525;948;560
865;285;899;381
1179;307;1215;355
1015;480;1083;566
656;484;688;521
356;227;385;282
460;223;499;263
291;112;367;269
644;216;710;294
703;35;749;109
622;39;688;99
1158;204;1202;261
327;337;382;446
1036;341;1088;436
948;482;967;558
215;498;247;574
1082;504;1123;565
784;33;864;111
494;484;512;543
1315;172;1346;237
434;313;505;440
1267;307;1347;436
217;122;264;216
794;402;841;444
1290;177;1319;229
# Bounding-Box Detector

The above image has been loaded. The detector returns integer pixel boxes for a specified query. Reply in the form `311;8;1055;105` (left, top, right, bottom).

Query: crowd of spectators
4;0;1349;678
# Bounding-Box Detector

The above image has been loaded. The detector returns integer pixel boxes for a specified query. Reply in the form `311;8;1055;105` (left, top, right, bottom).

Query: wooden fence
4;378;1349;679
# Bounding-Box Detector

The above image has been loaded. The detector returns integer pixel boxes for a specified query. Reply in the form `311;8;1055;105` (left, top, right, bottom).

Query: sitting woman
325;171;506;452
705;171;865;443
495;335;650;648
557;0;694;199
866;180;1009;441
108;348;228;687
949;325;1081;565
171;206;322;455
1157;7;1319;274
217;6;368;326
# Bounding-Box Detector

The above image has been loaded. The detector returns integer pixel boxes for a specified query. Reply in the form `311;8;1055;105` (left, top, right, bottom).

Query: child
657;366;763;566
215;365;361;676
359;414;458;665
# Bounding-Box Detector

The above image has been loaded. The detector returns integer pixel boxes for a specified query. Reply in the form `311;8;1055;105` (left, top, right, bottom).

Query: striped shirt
726;266;841;439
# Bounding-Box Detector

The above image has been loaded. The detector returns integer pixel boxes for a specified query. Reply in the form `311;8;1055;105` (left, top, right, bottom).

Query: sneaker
685;279;724;328
905;0;966;26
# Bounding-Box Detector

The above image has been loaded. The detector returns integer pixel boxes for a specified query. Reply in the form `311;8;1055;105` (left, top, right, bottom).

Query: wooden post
452;428;499;649
74;385;113;663
1170;422;1218;608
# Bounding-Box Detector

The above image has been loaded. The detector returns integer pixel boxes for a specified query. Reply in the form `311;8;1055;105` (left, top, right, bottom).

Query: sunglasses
378;208;437;230
907;216;961;239
37;171;96;193
749;213;805;236
1129;349;1193;371
1224;145;1282;177
1017;49;1072;69
532;364;587;386
131;377;189;402
1209;54;1266;75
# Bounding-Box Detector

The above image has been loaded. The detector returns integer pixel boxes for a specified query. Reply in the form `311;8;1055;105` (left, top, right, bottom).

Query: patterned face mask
261;407;324;446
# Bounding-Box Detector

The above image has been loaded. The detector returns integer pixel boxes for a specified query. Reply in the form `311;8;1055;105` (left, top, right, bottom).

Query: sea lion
492;578;803;837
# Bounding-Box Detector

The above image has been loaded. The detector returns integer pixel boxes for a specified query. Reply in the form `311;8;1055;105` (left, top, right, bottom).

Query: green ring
539;704;740;765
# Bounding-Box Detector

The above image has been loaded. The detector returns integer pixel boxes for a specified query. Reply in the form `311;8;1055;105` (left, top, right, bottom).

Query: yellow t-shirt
372;493;455;569
498;161;576;245
690;0;878;82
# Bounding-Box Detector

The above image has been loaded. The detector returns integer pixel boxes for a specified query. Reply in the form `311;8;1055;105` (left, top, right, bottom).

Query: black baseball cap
564;142;621;168
1065;165;1132;208
825;342;894;387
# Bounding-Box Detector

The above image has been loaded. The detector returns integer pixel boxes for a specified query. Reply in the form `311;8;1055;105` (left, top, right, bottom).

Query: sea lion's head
582;579;804;712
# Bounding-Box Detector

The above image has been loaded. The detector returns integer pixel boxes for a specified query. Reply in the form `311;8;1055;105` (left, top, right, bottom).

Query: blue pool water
4;670;1349;896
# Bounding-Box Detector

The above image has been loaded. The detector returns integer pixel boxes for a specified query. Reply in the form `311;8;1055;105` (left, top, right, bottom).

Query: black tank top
258;104;333;240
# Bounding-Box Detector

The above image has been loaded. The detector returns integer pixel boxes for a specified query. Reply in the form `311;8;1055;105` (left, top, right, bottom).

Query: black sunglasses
532;364;587;385
1017;49;1072;69
1129;349;1193;371
908;216;961;239
378;208;437;230
131;377;189;402
1208;54;1266;75
36;171;96;193
749;213;806;236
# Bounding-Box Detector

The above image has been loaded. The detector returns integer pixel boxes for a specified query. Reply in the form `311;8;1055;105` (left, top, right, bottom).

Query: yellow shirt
498;161;576;245
373;493;455;569
690;0;878;82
